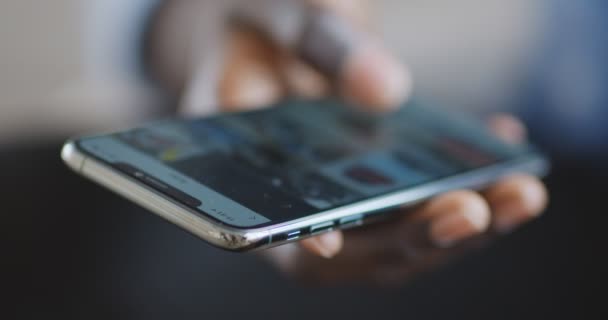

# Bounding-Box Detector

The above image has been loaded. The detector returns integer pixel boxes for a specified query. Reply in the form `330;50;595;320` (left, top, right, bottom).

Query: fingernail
342;45;411;111
431;210;489;248
491;178;547;234
487;114;527;145
493;203;536;234
223;66;281;110
314;232;343;258
377;55;411;109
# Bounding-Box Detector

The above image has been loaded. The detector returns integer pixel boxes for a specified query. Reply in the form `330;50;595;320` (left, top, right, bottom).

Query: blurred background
2;0;606;319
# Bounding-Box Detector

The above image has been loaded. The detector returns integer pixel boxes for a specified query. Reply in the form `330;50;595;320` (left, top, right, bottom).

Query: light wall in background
377;0;544;111
0;0;543;143
0;0;155;143
0;0;83;121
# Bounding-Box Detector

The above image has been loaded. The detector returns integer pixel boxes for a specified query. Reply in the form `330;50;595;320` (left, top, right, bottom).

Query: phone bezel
62;140;549;251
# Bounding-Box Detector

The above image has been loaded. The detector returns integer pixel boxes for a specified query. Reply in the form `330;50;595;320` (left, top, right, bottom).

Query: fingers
234;0;411;111
281;54;330;98
296;175;546;261
371;174;547;282
299;190;490;260
298;3;411;110
181;26;284;115
280;180;545;283
299;231;344;258
288;190;490;285
218;28;285;111
339;44;412;111
485;113;548;232
487;113;528;144
270;112;548;285
296;114;544;259
422;191;491;247
484;174;548;233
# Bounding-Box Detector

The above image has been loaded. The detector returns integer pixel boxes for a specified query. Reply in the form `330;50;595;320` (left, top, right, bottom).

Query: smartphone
62;99;548;251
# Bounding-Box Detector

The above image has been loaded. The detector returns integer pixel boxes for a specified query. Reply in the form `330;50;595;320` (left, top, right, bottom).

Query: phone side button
310;221;334;235
338;214;364;228
272;230;302;242
286;230;301;240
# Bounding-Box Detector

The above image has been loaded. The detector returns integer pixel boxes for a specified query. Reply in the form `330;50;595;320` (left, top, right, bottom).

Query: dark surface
2;142;605;319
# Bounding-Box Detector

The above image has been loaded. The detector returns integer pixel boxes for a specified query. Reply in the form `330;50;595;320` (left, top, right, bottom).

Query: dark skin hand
149;0;548;286
262;122;546;286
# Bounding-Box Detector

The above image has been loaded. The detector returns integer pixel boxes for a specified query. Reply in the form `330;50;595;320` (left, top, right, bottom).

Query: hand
150;0;548;286
150;0;410;113
263;114;547;286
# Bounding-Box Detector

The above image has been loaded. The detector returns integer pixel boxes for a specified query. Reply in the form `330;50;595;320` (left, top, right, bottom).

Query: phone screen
77;99;534;228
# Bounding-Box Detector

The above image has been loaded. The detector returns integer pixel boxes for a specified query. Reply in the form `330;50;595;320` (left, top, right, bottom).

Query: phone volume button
286;230;301;240
310;221;334;235
338;214;364;228
273;229;302;242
